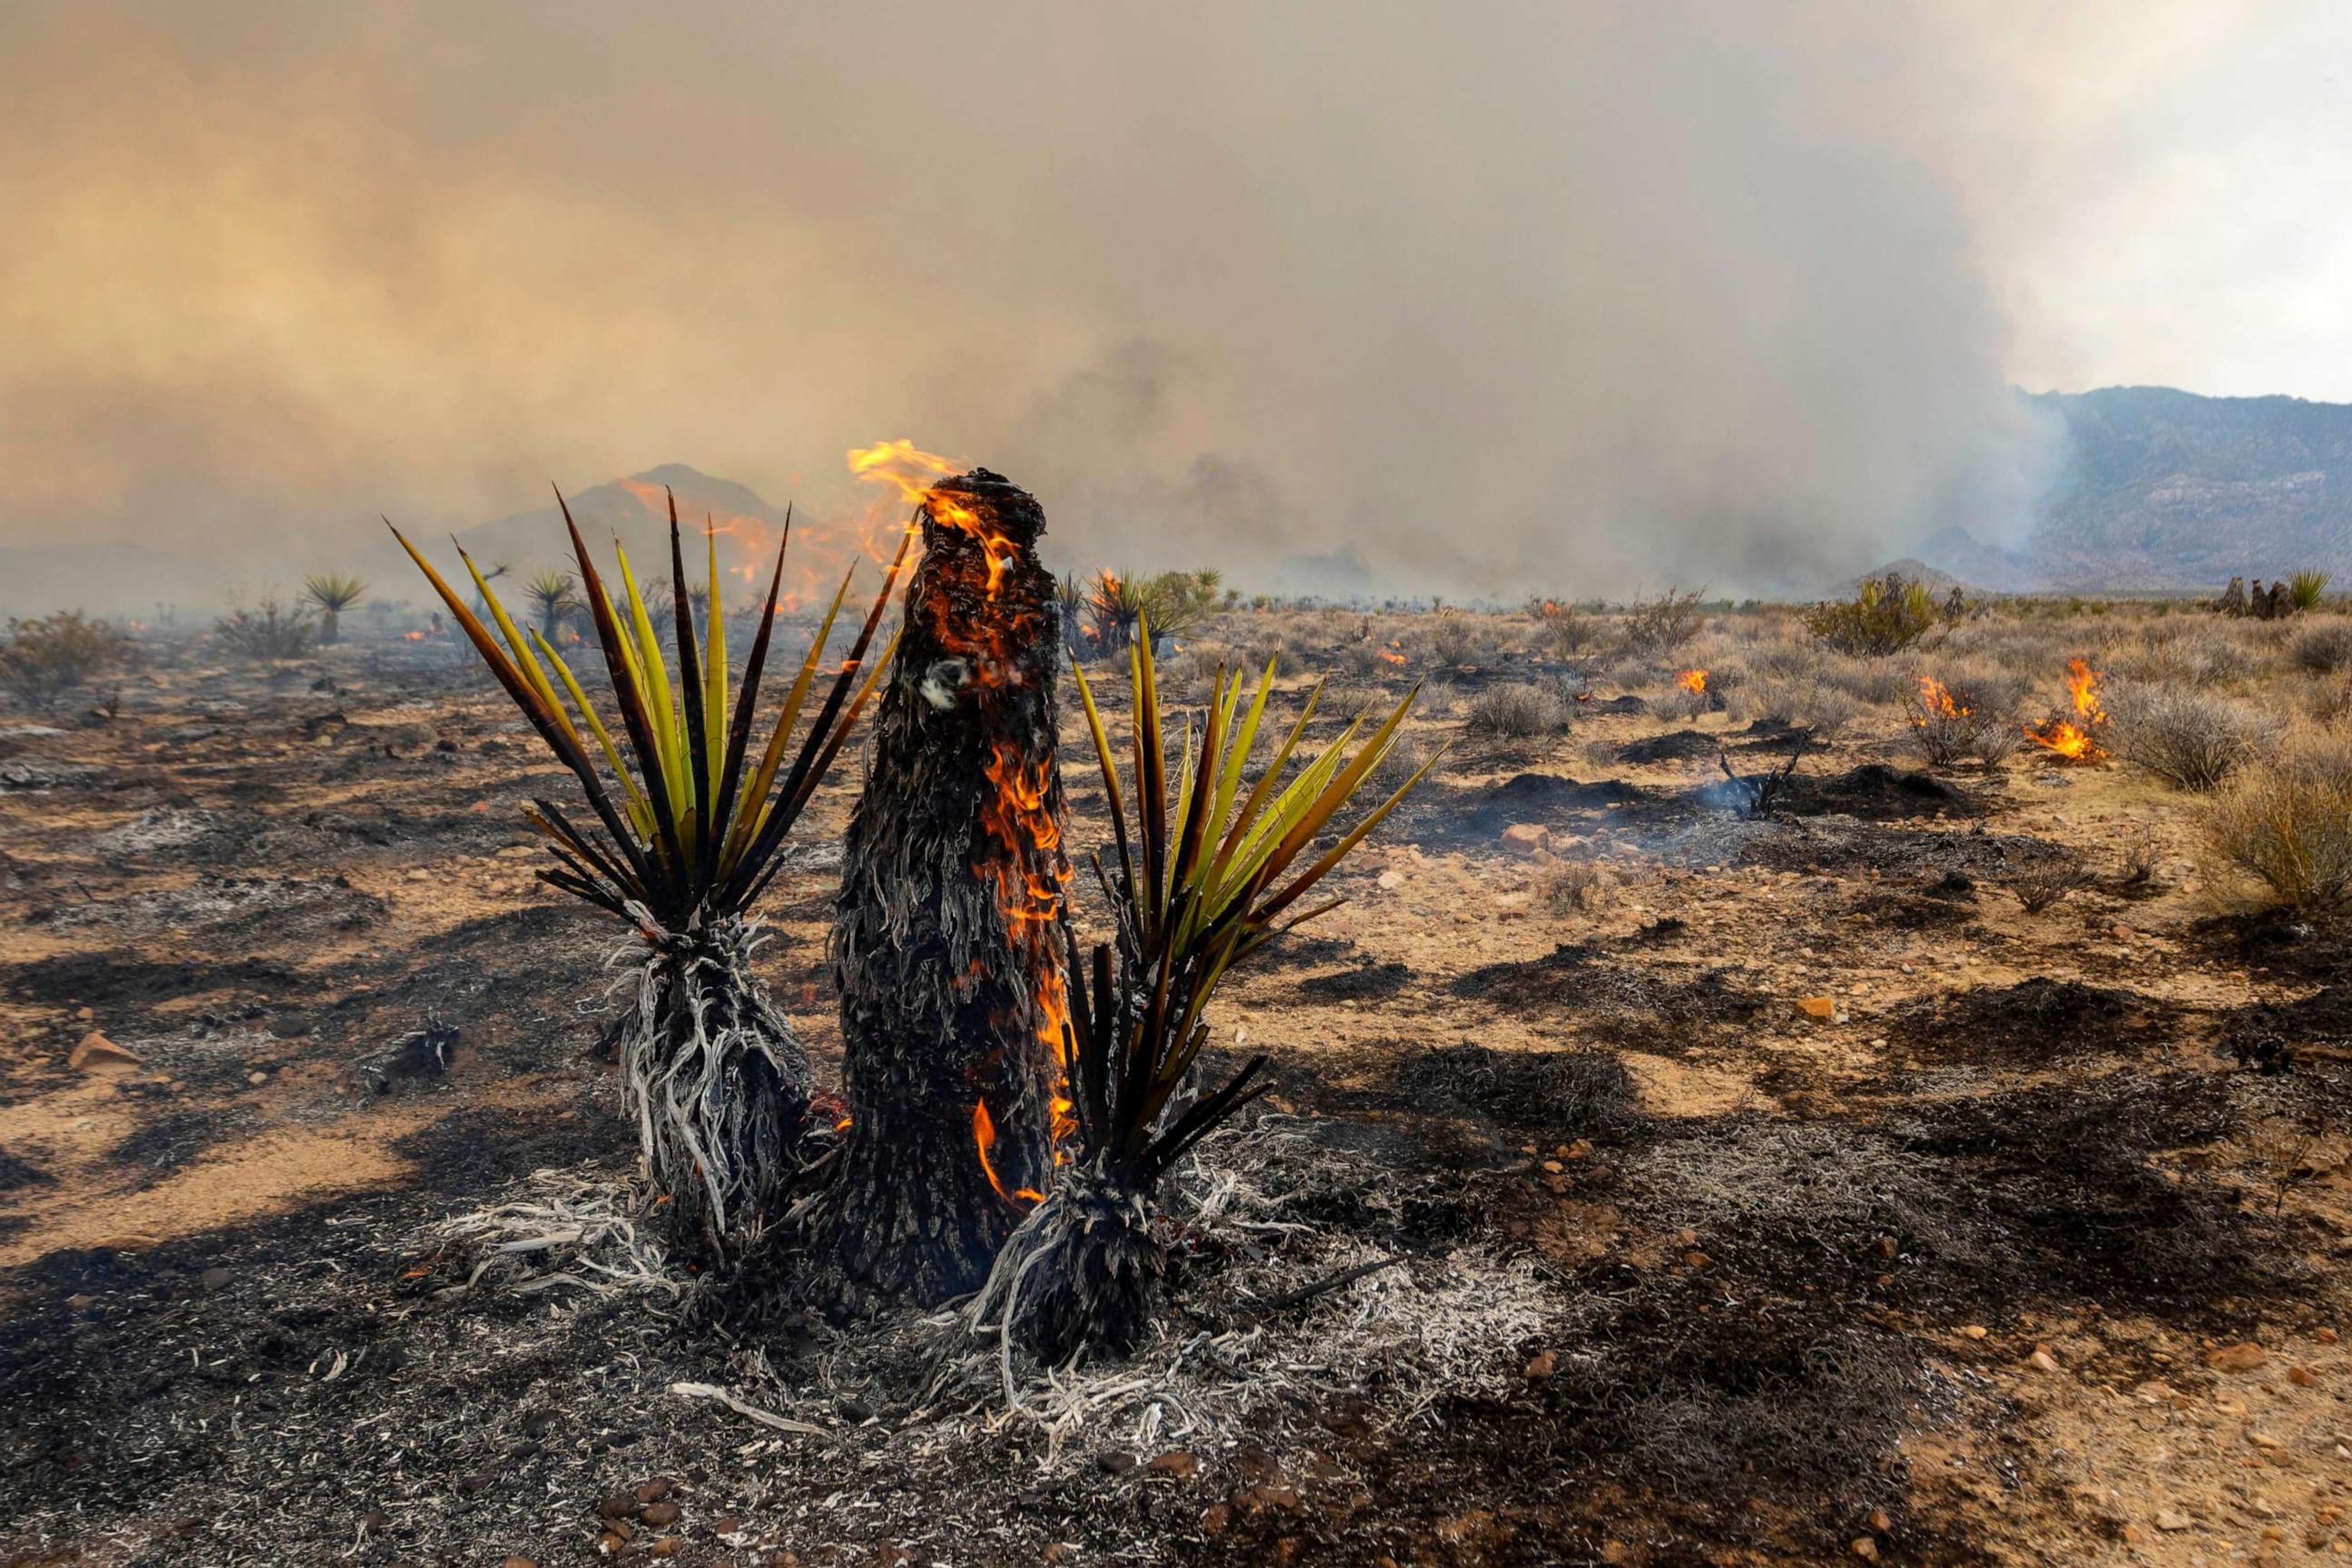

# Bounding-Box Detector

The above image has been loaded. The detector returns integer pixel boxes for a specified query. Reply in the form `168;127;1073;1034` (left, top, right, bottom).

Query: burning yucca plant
972;627;1439;1364
391;495;908;1265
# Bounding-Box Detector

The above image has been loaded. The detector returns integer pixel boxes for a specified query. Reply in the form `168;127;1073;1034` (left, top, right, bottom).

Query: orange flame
1915;675;1969;723
849;439;1022;596
403;630;426;642
2024;658;2107;760
1676;668;1707;695
1377;645;1407;667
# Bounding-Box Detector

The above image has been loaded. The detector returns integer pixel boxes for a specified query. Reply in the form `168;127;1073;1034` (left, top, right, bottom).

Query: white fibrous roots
612;909;812;1266
971;1159;1168;1373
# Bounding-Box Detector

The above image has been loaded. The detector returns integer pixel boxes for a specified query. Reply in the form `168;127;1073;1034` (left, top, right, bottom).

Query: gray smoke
0;2;2093;606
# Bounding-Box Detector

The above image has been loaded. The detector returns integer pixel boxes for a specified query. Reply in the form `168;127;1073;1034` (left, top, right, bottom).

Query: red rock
639;1501;681;1528
1145;1450;1199;1479
69;1031;142;1072
2208;1342;2267;1374
635;1480;674;1504
1795;996;1837;1020
1500;823;1552;855
1524;1350;1557;1379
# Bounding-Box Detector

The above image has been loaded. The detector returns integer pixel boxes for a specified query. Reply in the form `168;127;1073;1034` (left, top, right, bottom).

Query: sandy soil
3;626;2349;1567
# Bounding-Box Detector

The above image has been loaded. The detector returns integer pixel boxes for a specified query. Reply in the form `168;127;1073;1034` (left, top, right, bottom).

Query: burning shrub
2023;657;2109;761
1802;573;1938;657
2106;683;2277;791
1083;567;1225;652
2292;619;2352;675
2204;729;2352;910
972;636;1437;1363
1661;668;1710;720
1622;586;1707;655
0;611;127;714
1464;682;1568;740
392;486;906;1264
1906;670;2025;768
1529;597;1597;658
216;596;318;659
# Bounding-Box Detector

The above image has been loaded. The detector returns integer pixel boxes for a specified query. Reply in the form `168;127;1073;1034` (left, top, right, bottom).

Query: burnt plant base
975;1168;1168;1367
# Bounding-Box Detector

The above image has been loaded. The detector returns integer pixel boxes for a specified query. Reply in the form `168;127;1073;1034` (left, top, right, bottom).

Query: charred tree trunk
828;470;1069;1307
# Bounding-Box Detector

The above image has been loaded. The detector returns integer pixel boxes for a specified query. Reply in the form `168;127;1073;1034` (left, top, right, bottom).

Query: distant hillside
1921;387;2352;593
456;463;788;577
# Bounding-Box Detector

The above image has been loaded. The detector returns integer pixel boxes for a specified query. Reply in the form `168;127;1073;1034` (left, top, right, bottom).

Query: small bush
1536;859;1612;915
2290;570;2331;613
2291;620;2352;675
2108;684;2277;791
1741;675;1858;740
1906;671;2026;768
2008;856;2085;914
1426;615;1484;668
2206;730;2352;909
1529;598;1596;658
1463;683;1568;740
1622;587;1707;655
1803;573;1938;656
1;611;128;712
216;596;318;660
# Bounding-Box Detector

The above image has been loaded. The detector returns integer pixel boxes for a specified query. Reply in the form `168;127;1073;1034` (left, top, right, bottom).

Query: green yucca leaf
391;485;911;931
1059;619;1442;1194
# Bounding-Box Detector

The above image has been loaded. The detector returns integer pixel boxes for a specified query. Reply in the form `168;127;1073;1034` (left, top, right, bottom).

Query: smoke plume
0;3;2259;603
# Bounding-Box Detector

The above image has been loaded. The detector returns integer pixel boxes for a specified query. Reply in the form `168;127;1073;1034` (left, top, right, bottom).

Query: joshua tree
972;626;1437;1363
525;569;579;640
303;573;368;645
391;493;909;1266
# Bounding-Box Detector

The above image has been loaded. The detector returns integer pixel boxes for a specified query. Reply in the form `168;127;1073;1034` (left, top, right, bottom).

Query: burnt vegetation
8;567;2352;1565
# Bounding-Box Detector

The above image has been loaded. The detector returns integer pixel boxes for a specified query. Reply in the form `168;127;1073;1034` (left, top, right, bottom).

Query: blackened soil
1778;763;1983;822
1889;978;2180;1067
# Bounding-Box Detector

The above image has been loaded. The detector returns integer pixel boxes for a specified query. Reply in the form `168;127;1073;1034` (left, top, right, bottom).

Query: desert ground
5;594;2352;1567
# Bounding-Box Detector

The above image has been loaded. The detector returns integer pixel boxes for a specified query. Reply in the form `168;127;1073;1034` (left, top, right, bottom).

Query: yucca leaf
724;560;858;876
529;630;654;838
615;542;688;836
709;514;792;881
560;495;686;903
665;505;714;871
1067;658;1134;924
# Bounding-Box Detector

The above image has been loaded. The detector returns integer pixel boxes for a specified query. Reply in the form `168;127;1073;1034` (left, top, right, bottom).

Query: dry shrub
1906;668;2026;768
2291;673;2352;727
1370;735;1432;793
1741;675;1859;740
2291;619;2352;675
1536;859;1612;915
1420;615;1483;669
2205;729;2352;909
2108;683;2278;791
2;611;127;713
1464;682;1568;740
1818;653;1921;708
1622;587;1707;655
2111;624;2262;689
217;596;318;660
1529;599;1597;658
2007;855;2085;915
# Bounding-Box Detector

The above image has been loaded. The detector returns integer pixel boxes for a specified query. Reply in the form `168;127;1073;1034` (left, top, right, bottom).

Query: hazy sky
2;2;2345;598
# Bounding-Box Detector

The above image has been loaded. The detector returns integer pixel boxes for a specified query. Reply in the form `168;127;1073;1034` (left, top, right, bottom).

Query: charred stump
827;470;1070;1307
